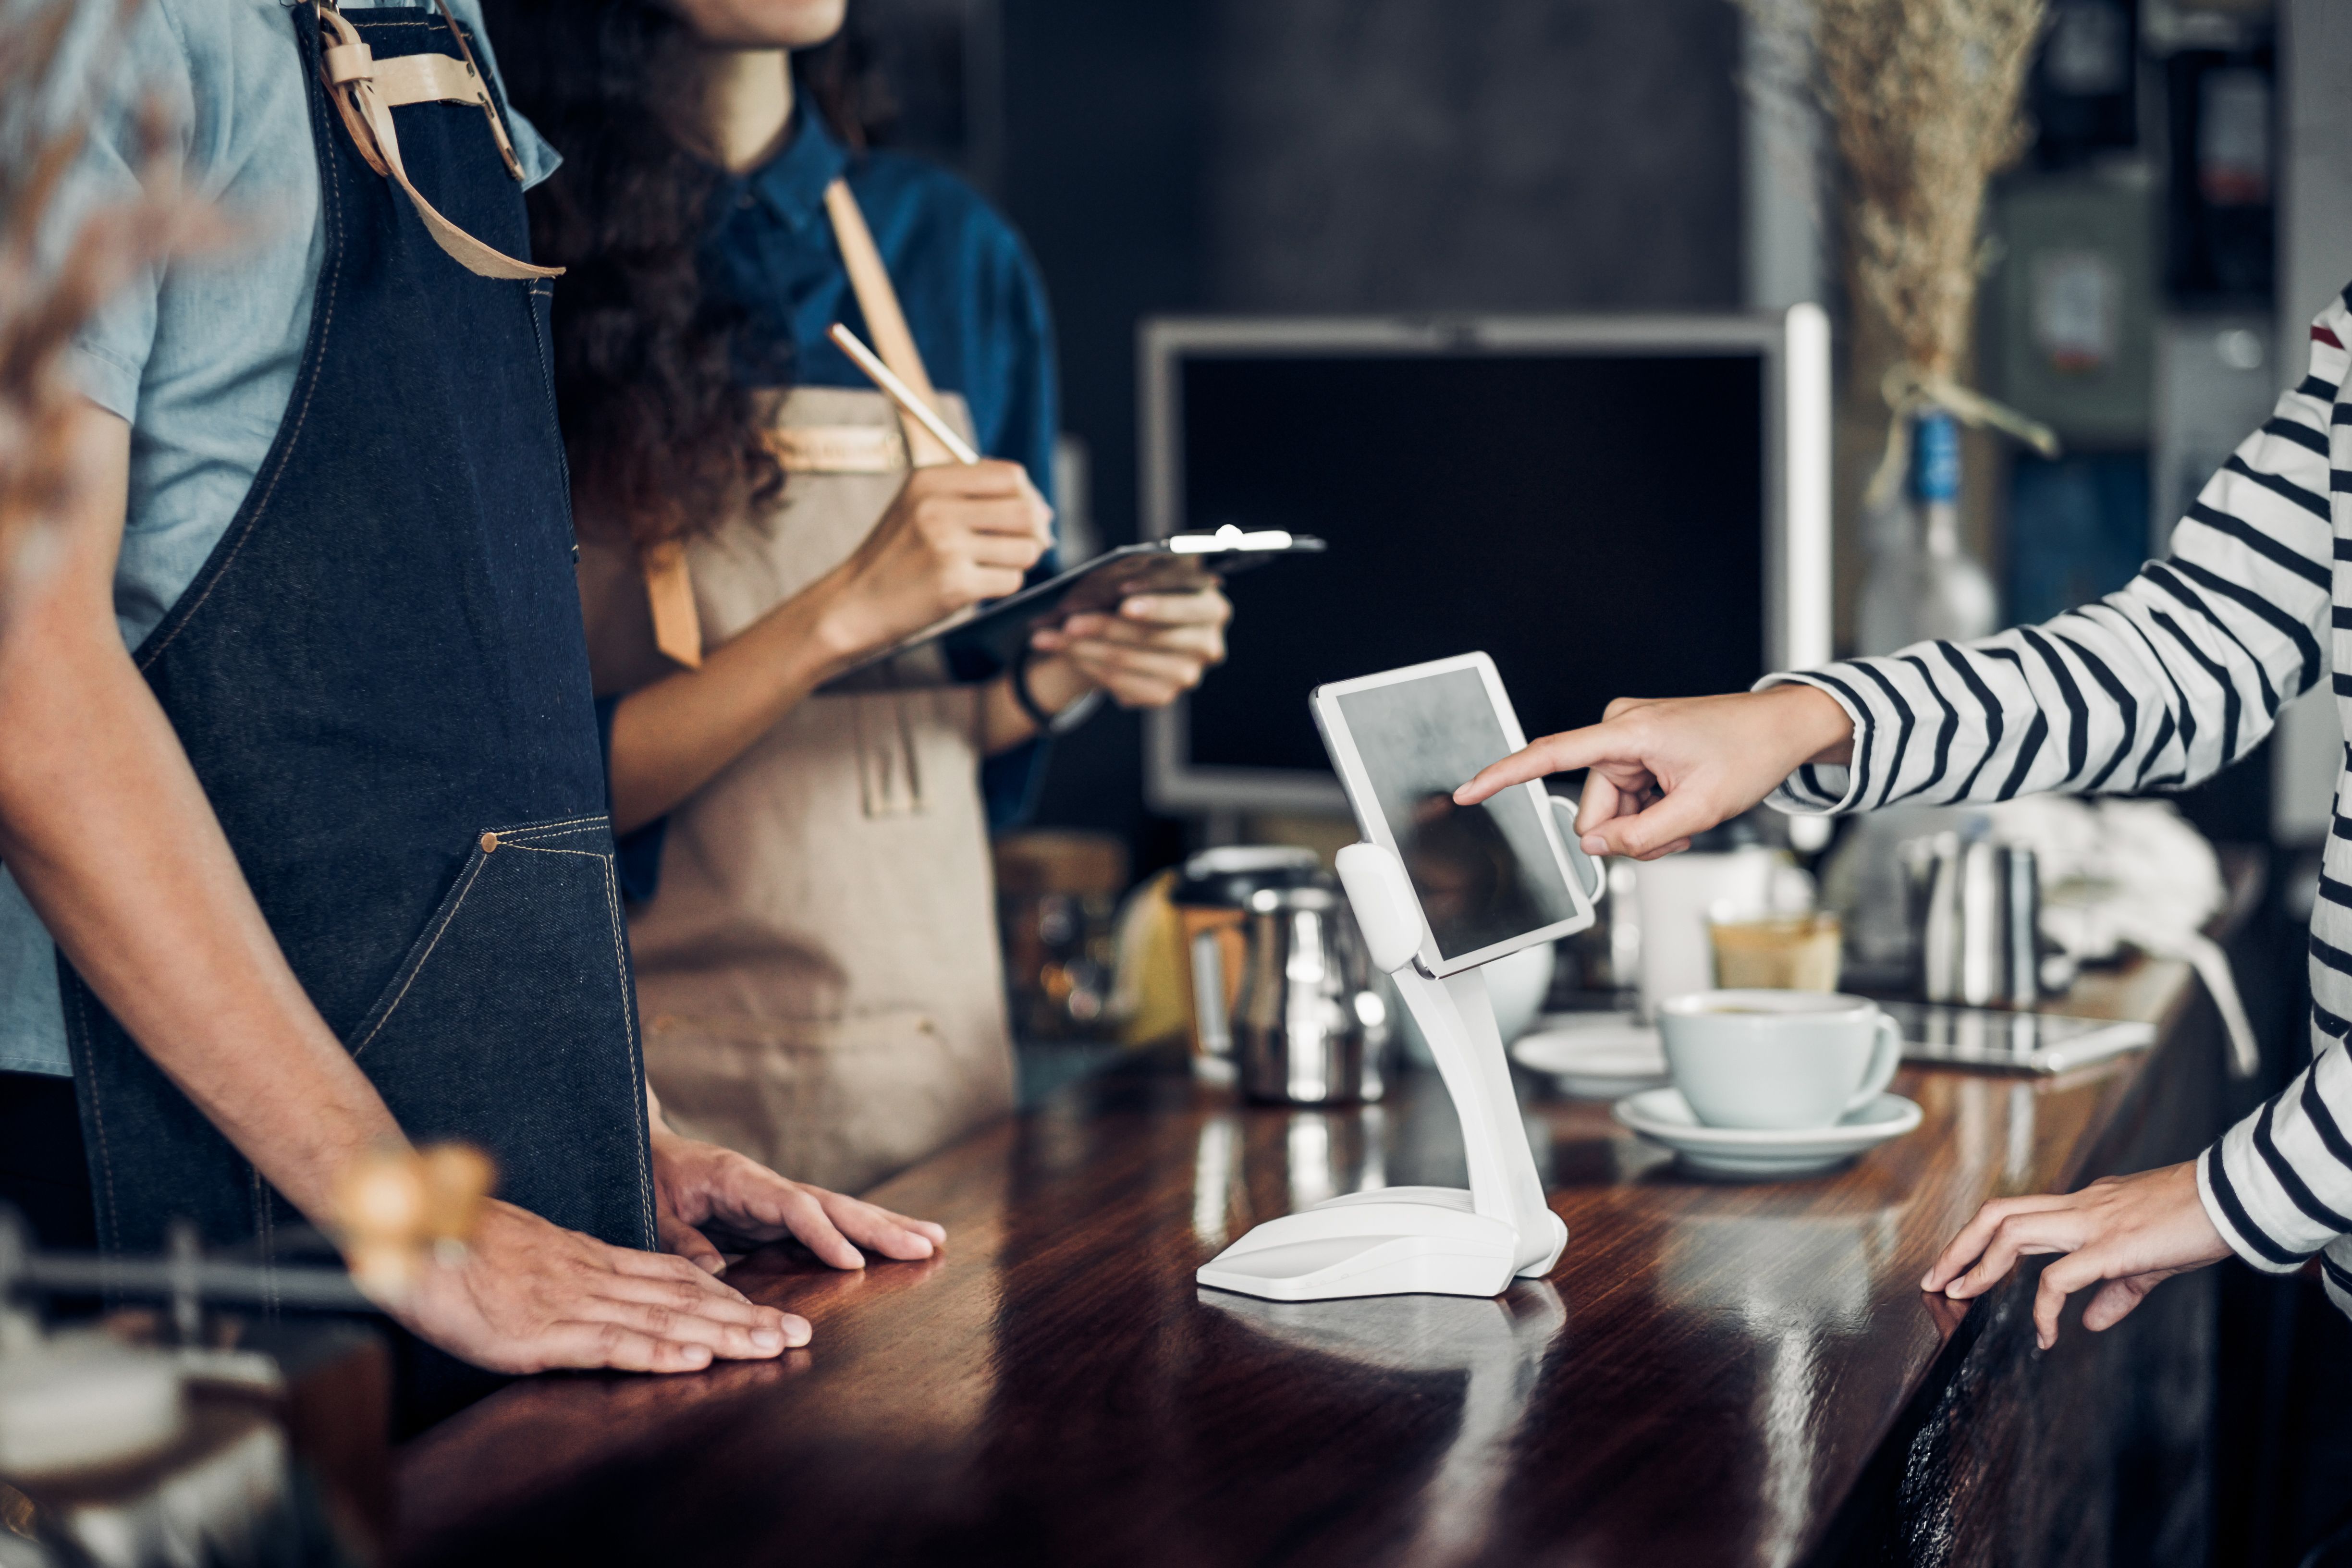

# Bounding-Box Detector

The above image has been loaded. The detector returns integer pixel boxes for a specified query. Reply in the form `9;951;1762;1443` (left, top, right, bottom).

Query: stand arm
1336;844;1568;1277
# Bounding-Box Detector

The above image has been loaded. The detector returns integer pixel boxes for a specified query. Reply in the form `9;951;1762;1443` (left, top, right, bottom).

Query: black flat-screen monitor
1140;315;1830;813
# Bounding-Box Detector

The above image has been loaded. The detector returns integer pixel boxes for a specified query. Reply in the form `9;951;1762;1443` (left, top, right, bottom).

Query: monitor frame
1138;308;1833;816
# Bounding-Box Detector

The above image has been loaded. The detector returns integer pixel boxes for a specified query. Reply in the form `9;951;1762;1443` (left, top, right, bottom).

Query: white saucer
1611;1088;1923;1178
1510;1015;1670;1100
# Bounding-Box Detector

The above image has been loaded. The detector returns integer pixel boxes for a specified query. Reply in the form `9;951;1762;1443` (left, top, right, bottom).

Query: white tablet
1311;652;1598;978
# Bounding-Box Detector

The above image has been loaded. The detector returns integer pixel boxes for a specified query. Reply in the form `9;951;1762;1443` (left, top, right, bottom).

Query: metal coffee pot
1907;832;2041;1008
1170;846;1325;1080
1232;882;1389;1104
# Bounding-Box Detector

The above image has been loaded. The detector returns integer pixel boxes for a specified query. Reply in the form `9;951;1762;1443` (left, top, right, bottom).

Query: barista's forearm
604;581;856;833
0;406;404;1227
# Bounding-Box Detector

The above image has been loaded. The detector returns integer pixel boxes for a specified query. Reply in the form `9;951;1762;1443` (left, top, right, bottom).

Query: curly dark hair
479;0;784;550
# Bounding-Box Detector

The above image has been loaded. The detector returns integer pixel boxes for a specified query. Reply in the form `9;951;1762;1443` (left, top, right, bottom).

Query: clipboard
819;530;1324;692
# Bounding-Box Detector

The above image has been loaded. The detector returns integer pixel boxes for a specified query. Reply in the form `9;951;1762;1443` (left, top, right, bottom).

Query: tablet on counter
819;528;1323;692
1879;1000;2156;1075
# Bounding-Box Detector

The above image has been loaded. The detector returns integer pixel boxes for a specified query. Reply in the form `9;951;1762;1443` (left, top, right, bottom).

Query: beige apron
576;183;1015;1195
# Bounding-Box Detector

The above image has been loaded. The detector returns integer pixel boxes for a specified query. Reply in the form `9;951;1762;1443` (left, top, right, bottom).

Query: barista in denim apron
60;2;653;1257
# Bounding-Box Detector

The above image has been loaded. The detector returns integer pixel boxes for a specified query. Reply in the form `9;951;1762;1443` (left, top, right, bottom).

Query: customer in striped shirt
1458;290;2352;1352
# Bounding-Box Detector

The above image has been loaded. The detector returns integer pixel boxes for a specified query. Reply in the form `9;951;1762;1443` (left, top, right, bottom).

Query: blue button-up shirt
708;107;1059;509
607;107;1061;900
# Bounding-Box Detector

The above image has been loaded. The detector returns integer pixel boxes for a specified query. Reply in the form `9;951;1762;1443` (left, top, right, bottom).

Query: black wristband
1013;651;1103;736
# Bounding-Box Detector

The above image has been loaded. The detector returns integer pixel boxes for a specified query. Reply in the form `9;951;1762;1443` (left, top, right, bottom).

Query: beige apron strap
316;2;556;282
767;424;906;473
640;541;704;670
821;180;954;807
421;0;528;180
823;179;957;468
635;178;957;669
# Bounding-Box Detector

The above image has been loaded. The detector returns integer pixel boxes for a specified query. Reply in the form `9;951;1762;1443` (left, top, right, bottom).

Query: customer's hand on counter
1920;1160;2233;1349
385;1197;805;1374
1027;587;1232;709
1453;684;1855;861
649;1126;947;1274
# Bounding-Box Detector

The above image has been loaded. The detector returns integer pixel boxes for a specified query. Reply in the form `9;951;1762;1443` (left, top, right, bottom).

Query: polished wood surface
394;958;2224;1567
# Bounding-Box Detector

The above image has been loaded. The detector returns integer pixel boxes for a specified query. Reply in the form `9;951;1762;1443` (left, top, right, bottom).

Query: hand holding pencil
807;457;1053;662
815;319;1052;656
824;320;1228;715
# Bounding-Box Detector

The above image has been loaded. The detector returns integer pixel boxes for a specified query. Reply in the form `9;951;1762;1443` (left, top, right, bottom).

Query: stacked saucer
1509;1014;1670;1100
1611;1089;1921;1178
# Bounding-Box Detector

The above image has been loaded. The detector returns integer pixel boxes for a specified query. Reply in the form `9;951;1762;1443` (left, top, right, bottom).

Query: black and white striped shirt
1768;289;2352;1317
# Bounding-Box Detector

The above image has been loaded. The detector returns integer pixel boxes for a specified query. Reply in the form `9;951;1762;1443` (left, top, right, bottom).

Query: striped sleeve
2200;1046;2352;1273
2326;1236;2352;1314
1761;297;2344;819
1765;290;2352;1295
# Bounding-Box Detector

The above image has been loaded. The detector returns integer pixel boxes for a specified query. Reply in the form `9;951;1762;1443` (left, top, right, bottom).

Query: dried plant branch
1739;0;2046;380
0;0;230;609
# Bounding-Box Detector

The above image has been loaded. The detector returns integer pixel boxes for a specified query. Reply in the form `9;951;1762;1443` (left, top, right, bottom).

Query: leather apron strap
822;180;959;469
314;0;556;282
640;177;943;669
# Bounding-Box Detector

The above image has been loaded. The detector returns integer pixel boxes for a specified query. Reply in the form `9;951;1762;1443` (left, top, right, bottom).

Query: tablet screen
1332;668;1583;962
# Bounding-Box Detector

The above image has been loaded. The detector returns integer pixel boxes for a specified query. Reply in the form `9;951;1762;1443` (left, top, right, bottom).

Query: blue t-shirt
0;0;555;1078
608;106;1062;901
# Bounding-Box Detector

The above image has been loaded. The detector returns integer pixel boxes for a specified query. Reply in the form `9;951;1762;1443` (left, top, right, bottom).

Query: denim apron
57;4;656;1259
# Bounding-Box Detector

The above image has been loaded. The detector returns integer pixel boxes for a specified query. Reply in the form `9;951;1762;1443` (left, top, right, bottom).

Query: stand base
1195;1187;1568;1302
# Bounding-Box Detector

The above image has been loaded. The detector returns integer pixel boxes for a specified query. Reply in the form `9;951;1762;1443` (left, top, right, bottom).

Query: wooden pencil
826;321;982;465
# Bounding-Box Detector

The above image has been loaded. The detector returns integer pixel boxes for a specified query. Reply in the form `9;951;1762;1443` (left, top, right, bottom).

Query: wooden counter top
394;957;2227;1567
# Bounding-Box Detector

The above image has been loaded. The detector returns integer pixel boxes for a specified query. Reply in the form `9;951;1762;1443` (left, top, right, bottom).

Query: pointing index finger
1454;727;1610;806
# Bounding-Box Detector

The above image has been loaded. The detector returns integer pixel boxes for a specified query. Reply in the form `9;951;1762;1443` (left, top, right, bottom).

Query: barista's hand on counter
388;1198;806;1374
1028;588;1232;709
813;460;1054;661
1452;684;1855;861
649;1126;946;1275
1921;1161;2233;1350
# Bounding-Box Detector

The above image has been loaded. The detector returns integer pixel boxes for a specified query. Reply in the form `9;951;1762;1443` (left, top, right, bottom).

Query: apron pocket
342;815;653;1249
643;1009;983;1195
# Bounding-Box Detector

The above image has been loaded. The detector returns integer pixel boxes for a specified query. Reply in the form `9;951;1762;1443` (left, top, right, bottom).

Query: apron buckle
311;2;558;281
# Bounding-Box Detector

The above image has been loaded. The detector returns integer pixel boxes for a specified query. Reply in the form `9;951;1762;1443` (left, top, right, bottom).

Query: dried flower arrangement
1740;0;2060;499
0;0;224;614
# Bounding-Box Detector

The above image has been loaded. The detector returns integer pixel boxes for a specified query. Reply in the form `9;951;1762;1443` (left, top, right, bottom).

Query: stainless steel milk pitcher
1911;833;2041;1008
1234;884;1388;1104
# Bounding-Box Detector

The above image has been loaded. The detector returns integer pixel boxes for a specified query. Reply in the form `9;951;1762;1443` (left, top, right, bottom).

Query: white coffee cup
1655;989;1902;1130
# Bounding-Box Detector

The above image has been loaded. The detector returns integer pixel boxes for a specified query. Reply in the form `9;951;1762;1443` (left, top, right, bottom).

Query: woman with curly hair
488;0;1234;1193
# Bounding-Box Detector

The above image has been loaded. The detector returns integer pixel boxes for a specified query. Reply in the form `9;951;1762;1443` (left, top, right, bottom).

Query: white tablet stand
1194;839;1571;1301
